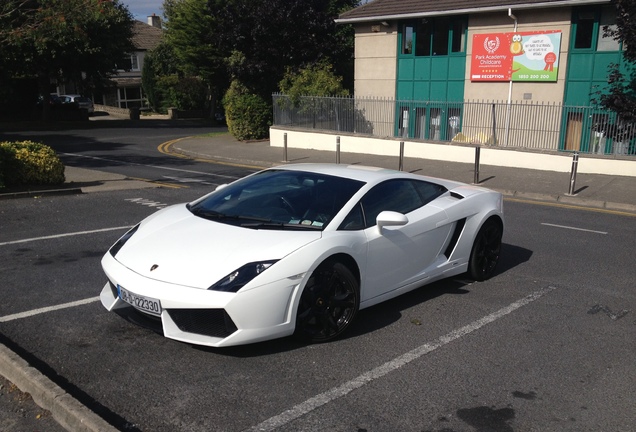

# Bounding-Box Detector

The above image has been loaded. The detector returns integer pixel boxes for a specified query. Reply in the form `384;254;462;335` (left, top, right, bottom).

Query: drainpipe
504;8;518;147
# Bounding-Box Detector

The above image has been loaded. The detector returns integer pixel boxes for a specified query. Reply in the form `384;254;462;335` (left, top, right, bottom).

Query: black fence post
567;152;579;195
473;146;481;184
283;133;288;162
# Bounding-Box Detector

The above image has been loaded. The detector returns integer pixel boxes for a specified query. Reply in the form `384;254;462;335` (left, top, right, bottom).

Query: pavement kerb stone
557;195;607;209
0;188;83;200
510;191;561;202
0;344;118;432
604;201;636;212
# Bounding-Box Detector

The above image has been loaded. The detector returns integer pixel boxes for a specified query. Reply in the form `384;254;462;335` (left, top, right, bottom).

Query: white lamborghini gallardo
100;164;504;347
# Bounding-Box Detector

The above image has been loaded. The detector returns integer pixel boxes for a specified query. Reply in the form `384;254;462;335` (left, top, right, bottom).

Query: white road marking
246;285;557;432
125;197;168;208
541;223;607;234
0;297;100;323
61;152;240;179
0;226;131;247
162;175;216;185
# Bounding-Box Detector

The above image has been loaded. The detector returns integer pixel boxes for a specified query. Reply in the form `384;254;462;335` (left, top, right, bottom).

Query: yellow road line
127;177;187;189
157;138;267;170
504;197;636;217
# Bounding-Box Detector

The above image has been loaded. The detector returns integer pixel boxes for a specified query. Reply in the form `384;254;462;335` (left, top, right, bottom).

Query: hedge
223;80;271;141
0;141;65;189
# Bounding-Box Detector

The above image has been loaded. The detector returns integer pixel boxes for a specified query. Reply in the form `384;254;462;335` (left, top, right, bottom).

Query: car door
355;179;451;303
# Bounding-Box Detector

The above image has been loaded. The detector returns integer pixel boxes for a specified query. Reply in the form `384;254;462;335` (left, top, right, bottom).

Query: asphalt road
1;123;635;432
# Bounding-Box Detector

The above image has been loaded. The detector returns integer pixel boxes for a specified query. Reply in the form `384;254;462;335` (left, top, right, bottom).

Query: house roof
132;21;163;51
337;0;611;23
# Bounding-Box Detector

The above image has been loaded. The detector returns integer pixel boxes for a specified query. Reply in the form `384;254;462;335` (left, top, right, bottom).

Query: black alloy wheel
468;218;503;281
295;260;360;343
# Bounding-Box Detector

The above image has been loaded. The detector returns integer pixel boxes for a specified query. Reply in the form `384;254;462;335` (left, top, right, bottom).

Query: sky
120;0;165;22
120;0;370;22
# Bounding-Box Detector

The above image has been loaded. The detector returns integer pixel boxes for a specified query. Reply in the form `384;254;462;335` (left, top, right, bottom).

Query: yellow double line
157;138;189;158
157;137;267;169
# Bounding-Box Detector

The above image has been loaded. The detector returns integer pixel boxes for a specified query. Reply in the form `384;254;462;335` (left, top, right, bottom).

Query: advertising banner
471;30;561;82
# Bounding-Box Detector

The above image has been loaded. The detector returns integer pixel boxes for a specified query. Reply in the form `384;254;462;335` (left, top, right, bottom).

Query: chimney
147;14;161;28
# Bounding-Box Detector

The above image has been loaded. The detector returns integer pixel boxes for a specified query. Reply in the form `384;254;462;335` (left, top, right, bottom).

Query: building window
432;19;450;55
402;25;414;54
573;6;621;52
597;6;619;51
130;54;139;71
451;20;466;53
415;21;431;56
118;87;144;108
401;17;467;57
117;54;140;71
574;11;595;49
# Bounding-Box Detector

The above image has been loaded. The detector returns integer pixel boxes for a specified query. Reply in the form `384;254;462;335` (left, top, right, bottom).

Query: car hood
114;204;321;289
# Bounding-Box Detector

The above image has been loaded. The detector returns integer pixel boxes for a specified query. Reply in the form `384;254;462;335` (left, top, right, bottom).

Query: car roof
272;163;465;188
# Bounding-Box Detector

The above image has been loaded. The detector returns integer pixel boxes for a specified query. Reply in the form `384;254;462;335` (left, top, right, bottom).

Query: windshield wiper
241;222;323;230
189;207;228;219
190;208;276;224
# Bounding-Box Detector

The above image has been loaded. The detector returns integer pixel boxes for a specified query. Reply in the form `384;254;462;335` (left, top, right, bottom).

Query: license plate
118;286;162;316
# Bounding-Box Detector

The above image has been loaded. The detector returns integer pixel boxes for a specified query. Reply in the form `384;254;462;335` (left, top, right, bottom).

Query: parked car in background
59;95;94;115
36;94;63;106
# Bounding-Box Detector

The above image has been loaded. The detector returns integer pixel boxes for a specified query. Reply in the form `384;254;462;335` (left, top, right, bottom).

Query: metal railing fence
272;93;636;156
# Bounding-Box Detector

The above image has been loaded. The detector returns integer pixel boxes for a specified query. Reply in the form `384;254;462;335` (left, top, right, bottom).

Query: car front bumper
100;253;301;347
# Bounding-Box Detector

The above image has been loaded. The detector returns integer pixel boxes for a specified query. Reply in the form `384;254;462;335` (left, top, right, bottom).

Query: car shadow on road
203;242;533;358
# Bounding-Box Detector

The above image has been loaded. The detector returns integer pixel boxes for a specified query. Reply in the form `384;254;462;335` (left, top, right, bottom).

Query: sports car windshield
188;169;365;230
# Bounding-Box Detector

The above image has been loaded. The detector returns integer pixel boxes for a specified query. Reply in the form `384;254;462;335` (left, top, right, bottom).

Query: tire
468;218;503;281
294;260;360;343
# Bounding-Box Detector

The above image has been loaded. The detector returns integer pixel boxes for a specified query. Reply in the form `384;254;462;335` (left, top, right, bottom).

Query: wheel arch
320;253;361;287
483;214;504;232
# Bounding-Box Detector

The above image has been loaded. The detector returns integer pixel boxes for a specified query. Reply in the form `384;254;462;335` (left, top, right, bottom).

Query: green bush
153;74;208;113
0;141;65;188
279;62;349;103
222;80;271;141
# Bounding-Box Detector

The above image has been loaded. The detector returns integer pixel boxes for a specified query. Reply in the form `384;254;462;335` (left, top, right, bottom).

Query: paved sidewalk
169;134;636;214
2;132;634;213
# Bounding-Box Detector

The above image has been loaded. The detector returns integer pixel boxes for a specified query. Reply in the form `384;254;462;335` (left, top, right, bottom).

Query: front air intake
167;309;238;338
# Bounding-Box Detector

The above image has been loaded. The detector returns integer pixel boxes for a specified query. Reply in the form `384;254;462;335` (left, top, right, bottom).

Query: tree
164;0;226;82
280;62;349;100
277;62;371;134
599;0;636;122
211;0;359;100
0;0;135;119
163;0;228;114
142;42;180;112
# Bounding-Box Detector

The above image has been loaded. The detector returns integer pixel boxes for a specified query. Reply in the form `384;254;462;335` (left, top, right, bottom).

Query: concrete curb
0;344;118;432
498;189;636;214
0;188;83;200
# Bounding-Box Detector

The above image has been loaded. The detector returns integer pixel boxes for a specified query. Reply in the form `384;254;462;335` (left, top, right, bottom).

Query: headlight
209;260;278;292
109;224;139;257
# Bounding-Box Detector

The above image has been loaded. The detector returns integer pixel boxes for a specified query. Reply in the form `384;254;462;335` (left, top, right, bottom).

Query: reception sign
471;30;561;82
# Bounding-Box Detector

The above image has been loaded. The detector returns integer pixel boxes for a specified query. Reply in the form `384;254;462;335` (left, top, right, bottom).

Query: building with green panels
337;0;634;155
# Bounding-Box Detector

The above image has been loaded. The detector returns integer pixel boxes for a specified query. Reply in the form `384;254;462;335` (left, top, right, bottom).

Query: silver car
60;94;94;115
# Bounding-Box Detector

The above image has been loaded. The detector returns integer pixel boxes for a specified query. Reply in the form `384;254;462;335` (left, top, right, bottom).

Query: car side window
412;180;447;205
338;179;447;230
361;179;423;227
339;202;365;231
